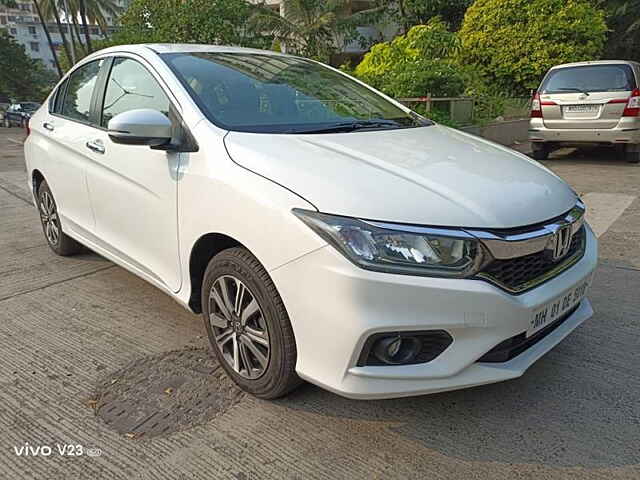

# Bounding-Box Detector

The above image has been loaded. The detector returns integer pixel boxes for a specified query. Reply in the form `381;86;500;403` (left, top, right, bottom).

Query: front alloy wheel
208;275;270;379
201;248;301;398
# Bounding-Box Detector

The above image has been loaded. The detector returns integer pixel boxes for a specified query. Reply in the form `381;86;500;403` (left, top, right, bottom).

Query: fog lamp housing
357;330;453;367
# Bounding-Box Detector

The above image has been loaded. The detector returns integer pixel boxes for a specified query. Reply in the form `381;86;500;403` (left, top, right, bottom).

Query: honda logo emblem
550;225;573;261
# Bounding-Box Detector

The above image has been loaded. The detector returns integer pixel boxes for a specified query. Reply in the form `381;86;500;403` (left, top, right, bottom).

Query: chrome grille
477;226;586;293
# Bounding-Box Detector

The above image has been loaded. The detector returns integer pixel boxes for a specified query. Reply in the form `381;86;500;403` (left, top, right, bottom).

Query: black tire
625;151;640;164
531;143;549;160
201;247;301;399
37;180;83;256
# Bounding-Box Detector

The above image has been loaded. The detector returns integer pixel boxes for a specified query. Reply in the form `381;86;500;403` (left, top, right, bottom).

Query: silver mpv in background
529;60;640;163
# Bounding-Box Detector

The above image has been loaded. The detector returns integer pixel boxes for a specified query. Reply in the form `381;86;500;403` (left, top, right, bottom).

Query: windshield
541;64;636;94
161;52;427;134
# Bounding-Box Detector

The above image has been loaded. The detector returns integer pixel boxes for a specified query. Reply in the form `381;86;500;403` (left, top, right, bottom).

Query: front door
85;56;182;292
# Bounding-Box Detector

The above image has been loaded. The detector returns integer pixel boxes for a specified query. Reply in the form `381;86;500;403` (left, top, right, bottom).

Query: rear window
541;64;636;94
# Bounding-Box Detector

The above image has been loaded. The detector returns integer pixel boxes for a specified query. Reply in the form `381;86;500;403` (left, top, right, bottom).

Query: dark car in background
2;102;41;128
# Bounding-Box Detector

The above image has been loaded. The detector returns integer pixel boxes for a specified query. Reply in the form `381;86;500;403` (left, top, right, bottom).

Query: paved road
0;127;638;479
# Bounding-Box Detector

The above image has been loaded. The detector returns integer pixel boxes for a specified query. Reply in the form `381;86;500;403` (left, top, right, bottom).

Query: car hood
224;125;577;228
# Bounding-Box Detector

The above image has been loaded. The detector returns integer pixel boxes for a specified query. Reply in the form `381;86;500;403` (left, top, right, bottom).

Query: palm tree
64;0;120;38
40;0;74;64
42;0;121;61
81;0;121;37
250;0;386;62
78;0;92;53
33;0;63;78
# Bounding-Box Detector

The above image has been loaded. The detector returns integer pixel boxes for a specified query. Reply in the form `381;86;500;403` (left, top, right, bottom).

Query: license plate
564;104;599;113
528;276;592;337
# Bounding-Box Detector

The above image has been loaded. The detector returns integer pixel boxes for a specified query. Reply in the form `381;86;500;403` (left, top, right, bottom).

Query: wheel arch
188;232;246;313
32;169;45;197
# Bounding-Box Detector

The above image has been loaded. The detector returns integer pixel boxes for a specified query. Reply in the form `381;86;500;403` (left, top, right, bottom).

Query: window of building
30;42;39;52
9;27;17;35
28;26;36;35
0;16;6;25
90;27;99;35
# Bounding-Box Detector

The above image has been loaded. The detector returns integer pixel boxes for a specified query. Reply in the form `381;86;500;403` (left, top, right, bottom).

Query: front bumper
271;224;598;399
528;118;640;146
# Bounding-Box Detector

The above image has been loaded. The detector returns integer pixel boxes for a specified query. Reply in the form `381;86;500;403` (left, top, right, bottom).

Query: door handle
43;122;54;131
86;140;105;154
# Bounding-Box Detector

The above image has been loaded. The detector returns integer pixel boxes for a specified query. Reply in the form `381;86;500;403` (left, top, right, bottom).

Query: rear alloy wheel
37;181;83;256
202;248;301;398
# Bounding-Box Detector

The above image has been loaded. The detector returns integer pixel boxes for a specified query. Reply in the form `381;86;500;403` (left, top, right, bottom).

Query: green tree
394;0;472;32
117;0;263;47
458;0;608;95
353;19;465;97
249;0;386;62
0;30;57;100
600;0;640;61
1;0;62;77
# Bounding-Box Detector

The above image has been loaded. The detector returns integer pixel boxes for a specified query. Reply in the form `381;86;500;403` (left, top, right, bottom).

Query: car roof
86;43;292;60
550;60;640;70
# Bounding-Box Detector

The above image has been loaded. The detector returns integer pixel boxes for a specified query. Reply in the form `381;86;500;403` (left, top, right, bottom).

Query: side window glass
101;58;171;128
61;59;103;122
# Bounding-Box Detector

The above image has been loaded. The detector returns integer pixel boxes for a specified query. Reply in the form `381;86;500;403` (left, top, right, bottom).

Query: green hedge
458;0;607;95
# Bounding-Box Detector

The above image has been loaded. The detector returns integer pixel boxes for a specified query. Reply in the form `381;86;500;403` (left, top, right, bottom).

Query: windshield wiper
288;120;404;134
555;87;590;96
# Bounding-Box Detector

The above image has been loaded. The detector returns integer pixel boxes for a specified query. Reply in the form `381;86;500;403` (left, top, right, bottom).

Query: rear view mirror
108;109;172;147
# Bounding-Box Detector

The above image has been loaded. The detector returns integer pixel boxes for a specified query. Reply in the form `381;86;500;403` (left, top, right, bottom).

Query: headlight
293;209;485;278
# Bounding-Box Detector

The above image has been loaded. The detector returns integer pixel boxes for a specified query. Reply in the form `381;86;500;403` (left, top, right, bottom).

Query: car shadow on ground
273;261;639;469
543;146;636;166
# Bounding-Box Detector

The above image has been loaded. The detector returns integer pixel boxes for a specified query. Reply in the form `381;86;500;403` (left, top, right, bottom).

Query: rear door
41;59;107;234
539;64;635;129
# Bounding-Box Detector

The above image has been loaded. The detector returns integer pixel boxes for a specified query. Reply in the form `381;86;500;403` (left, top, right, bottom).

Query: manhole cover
92;348;245;439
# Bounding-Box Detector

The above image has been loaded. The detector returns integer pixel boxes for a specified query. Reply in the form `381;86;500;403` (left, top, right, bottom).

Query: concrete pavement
0;128;638;479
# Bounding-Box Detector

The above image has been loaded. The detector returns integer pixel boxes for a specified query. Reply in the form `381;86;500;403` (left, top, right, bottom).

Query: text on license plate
564;105;599;113
529;277;591;337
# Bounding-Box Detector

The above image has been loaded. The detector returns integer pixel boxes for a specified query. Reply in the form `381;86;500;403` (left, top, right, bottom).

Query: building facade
0;0;127;71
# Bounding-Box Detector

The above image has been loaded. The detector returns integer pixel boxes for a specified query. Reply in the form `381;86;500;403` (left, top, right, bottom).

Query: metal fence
397;96;532;126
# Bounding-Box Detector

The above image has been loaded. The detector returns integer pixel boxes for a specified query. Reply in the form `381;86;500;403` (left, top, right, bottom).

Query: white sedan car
24;44;597;399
